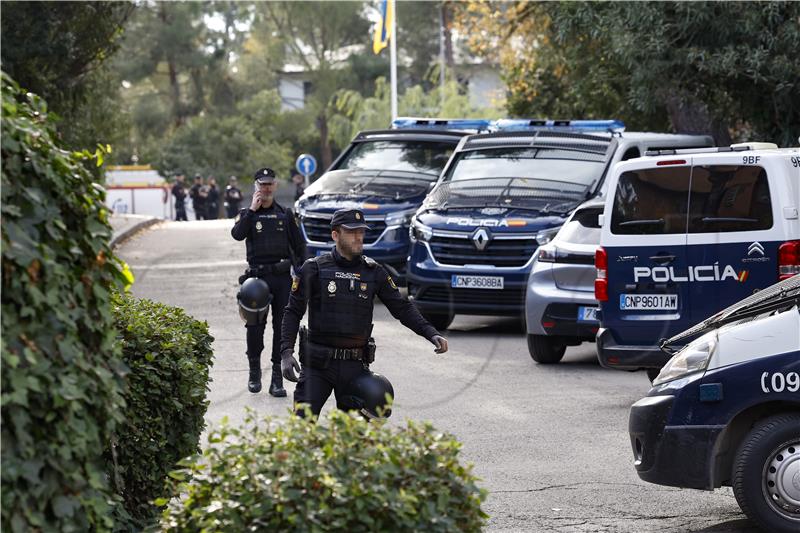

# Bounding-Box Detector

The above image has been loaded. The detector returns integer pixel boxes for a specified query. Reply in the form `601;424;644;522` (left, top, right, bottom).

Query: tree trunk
665;93;731;146
442;2;455;69
159;4;183;128
318;113;332;169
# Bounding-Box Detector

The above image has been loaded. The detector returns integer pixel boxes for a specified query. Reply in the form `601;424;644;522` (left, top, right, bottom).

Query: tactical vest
247;207;290;265
310;255;378;341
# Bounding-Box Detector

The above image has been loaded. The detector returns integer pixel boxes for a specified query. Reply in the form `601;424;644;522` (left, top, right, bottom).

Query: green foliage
0;2;133;151
160;410;488;532
108;293;215;528
459;1;800;145
1;72;128;532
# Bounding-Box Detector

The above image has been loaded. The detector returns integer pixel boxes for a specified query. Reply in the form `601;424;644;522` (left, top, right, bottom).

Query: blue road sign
295;153;317;177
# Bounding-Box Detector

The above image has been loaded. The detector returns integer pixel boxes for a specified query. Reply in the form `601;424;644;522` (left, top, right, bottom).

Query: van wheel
646;368;661;383
527;335;566;364
732;413;800;533
422;311;454;331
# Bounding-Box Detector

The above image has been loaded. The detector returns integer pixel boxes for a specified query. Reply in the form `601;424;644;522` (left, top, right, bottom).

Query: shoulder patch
291;277;299;292
387;275;398;290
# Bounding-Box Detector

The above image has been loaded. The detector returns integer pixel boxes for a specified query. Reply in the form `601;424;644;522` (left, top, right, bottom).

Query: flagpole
389;0;398;120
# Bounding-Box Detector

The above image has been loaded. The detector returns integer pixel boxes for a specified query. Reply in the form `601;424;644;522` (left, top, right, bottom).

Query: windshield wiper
619;219;665;227
699;217;760;224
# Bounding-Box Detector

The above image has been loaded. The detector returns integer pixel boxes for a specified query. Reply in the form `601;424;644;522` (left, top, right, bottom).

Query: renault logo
472;227;491;251
748;242;765;257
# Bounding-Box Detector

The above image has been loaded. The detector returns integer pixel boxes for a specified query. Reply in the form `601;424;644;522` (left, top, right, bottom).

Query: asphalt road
117;218;759;533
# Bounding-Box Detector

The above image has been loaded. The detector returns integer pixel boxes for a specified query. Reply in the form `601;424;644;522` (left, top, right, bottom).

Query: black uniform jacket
280;248;439;351
231;202;306;268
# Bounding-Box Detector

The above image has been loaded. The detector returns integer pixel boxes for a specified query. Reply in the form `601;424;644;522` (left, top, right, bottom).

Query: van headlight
385;208;417;227
536;226;561;245
652;334;717;386
409;219;433;242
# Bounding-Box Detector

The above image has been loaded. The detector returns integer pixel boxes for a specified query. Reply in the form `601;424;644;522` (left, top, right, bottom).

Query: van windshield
336;140;455;178
443;147;606;188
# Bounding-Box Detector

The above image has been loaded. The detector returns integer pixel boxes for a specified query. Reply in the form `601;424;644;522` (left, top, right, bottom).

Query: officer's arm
230;209;253;241
375;267;440;341
280;260;315;355
286;210;307;266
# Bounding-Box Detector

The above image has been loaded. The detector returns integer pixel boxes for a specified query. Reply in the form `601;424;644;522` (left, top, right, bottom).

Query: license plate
577;306;599;322
620;294;678;311
451;275;504;290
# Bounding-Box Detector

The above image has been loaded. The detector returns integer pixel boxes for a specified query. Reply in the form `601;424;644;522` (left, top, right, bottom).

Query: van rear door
604;160;693;345
685;159;780;323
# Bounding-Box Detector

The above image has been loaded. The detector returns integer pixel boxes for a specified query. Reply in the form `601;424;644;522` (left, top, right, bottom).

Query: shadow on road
689;518;759;533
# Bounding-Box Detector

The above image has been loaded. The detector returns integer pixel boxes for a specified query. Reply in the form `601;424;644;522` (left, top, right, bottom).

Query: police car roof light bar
493;119;625;133
391;117;492;132
645;142;779;157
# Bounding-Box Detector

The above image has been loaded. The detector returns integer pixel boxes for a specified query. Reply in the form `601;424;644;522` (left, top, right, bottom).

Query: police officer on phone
279;208;448;417
232;167;306;396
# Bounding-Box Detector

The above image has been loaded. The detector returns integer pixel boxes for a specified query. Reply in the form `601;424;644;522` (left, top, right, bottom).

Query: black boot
247;358;262;393
268;367;287;397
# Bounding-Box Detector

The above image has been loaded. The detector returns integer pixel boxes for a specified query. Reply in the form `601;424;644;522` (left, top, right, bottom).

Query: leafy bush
108;293;214;528
161;410;488;532
1;72;128;532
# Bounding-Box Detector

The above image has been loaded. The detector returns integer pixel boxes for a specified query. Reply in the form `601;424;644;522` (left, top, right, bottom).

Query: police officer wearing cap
279;208;449;417
232;167;306;396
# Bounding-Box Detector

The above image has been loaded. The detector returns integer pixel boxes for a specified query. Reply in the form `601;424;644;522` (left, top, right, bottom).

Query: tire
732;413;800;533
527;335;566;364
422;311;454;331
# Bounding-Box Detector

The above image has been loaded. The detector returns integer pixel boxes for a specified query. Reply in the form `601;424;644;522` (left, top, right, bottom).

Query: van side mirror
598;214;605;226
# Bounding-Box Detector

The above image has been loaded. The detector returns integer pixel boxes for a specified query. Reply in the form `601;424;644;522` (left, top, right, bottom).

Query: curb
110;217;162;248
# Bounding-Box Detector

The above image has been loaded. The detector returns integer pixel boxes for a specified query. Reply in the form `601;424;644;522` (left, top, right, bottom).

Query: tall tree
0;1;134;150
256;1;370;168
456;1;800;145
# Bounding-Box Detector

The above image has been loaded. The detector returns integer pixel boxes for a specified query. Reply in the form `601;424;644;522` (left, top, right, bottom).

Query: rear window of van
611;167;690;235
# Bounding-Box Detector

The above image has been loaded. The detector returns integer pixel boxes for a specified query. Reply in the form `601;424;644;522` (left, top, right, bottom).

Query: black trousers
175;203;187;221
294;359;369;416
245;271;291;368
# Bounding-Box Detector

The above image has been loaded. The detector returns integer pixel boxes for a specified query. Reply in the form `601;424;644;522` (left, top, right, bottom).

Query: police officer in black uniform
279;208;448;417
224;176;243;218
232;167;306;396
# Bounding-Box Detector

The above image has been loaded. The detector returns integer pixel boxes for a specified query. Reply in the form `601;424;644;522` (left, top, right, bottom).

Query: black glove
281;350;301;382
431;335;448;354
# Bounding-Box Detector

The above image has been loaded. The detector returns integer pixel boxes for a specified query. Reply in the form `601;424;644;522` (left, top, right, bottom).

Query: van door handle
649;254;676;265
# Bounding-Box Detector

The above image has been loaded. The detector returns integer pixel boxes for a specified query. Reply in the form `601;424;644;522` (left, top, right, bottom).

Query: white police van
596;143;800;376
629;274;800;532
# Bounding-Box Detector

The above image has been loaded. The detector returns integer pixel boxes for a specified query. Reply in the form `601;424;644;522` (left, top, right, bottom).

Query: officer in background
224;176;243;218
206;177;220;220
190;174;206;220
280;208;448;417
171;174;187;221
232;167;306;396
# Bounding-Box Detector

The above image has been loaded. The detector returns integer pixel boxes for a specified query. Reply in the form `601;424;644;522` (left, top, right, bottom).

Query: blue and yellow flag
372;0;393;55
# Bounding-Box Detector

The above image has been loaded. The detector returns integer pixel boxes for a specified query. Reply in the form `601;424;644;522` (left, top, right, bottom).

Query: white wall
279;78;306;111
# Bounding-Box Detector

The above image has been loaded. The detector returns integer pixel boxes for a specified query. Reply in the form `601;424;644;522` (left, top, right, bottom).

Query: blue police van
407;120;713;330
295;118;490;281
629;274;799;532
596;144;800;377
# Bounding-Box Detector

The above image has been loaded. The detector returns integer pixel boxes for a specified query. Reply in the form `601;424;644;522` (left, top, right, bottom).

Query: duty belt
248;260;291;275
330;347;365;361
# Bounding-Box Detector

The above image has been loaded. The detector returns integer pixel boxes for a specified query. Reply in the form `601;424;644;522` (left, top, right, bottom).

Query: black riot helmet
237;278;272;326
340;371;394;419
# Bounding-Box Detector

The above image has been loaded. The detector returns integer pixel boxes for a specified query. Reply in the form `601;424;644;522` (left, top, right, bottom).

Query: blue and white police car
407;119;712;330
629;274;800;532
295;118;490;281
596;143;800;377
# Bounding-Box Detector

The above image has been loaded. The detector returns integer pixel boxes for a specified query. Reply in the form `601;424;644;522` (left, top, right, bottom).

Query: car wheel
422;311;454;331
527;335;566;364
732;413;800;533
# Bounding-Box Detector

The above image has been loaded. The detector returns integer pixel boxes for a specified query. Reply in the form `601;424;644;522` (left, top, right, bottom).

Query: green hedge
1;72;128;531
108;294;214;528
161;410;488;532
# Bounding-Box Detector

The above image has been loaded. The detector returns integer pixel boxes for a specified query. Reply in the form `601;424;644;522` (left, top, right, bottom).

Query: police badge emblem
291;277;299;292
360;283;367;291
255;221;263;231
355;212;361;220
328;280;337;293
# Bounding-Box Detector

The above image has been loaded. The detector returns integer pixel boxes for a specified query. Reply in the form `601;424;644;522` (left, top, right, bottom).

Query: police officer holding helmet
232;167;306;396
280;208;448;418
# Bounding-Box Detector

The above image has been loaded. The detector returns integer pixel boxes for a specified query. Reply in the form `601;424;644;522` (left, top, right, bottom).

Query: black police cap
330;208;370;230
254;167;276;183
